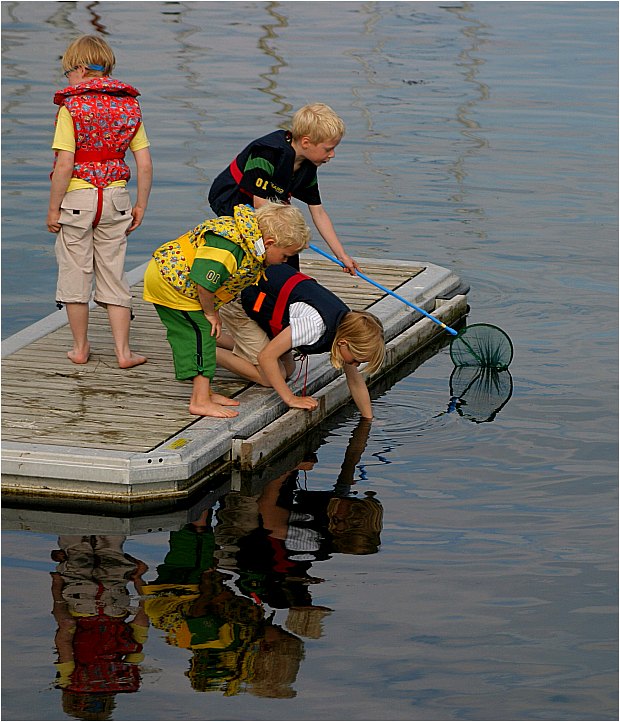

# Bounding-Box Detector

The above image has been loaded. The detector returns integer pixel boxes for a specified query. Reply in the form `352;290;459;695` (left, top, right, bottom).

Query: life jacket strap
229;157;243;183
74;148;126;163
92;188;104;229
269;272;312;336
229;157;254;200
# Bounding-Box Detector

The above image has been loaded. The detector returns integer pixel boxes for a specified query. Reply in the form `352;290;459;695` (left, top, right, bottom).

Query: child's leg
216;346;264;384
106;304;147;368
56;535;95;579
189;375;238;418
65;303;91;363
154;305;239;417
94;187;146;368
218;298;273;385
54;189;97;363
216;331;235;351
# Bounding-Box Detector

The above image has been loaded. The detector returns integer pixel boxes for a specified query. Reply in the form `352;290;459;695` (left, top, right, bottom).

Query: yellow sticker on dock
167;438;189;449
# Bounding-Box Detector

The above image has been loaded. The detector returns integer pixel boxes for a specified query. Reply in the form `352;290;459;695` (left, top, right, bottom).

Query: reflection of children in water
143;418;383;697
141;510;303;697
283;417;383;558
50;535;149;720
215;417;383;639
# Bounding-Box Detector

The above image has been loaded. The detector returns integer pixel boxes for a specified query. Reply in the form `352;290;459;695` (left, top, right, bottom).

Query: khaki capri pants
219;296;270;365
55;187;133;307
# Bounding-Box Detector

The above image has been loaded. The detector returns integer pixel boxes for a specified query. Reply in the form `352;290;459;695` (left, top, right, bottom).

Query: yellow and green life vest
152;204;266;309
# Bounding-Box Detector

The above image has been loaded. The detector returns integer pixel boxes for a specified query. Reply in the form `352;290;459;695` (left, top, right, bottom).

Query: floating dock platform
1;256;468;505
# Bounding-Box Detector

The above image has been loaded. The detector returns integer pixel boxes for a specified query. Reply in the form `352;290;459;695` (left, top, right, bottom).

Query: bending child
143;203;310;418
208;103;359;274
47;35;152;368
216;264;384;419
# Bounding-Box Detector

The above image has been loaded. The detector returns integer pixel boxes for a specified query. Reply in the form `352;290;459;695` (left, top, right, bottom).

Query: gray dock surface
2;255;467;503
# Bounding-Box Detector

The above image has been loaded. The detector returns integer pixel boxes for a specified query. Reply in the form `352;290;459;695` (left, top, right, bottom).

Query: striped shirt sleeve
289;302;326;348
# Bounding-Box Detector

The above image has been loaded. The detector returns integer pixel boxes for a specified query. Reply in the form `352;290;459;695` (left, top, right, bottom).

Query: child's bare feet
188;400;239;418
211;393;240;407
67;344;90;364
117;352;147;369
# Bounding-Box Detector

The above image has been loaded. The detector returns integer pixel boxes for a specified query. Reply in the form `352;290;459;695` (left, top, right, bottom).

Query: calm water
1;2;617;720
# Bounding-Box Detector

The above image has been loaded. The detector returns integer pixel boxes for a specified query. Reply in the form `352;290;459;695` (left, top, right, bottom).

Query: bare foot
117;352;147;369
211;393;240;407
67;344;90;364
188;401;239;418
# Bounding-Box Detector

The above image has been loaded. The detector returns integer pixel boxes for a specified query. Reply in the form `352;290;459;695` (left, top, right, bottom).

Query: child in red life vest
50;536;149;710
47;35;152;369
208;103;359;275
216;264;385;419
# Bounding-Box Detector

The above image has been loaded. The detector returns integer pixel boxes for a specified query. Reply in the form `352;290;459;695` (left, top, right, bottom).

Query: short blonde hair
62;35;115;76
291;103;345;144
255;201;311;253
331;311;385;374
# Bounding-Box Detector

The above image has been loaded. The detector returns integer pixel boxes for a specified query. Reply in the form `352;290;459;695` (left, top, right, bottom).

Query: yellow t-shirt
52;105;150;192
53;622;148;687
143;256;203;312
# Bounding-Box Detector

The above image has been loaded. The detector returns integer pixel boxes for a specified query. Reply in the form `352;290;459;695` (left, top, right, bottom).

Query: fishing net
448;366;513;423
308;243;514;371
449;323;513;370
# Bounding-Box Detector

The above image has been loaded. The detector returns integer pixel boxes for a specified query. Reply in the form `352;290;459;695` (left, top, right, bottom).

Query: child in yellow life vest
143;203;310;418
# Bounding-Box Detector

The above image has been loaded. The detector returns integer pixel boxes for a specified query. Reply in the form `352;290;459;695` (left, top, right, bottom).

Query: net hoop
449;323;513;370
449;366;514;423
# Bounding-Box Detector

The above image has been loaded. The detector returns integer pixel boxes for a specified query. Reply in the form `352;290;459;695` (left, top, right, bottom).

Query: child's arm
196;286;222;337
50;572;76;663
343;363;373;419
46;150;74;233
335;417;372;490
127;147;152;233
257;328;318;411
308;204;360;275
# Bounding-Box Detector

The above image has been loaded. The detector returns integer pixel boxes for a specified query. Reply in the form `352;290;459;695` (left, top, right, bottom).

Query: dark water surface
1;2;617;720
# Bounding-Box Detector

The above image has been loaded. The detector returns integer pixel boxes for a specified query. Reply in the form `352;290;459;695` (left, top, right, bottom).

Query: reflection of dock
2;256;467;503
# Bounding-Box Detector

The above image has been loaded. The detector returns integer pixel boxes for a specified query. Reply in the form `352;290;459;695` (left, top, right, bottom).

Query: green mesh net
449;323;513;370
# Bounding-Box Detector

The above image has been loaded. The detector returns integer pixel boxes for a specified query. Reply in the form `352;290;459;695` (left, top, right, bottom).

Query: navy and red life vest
241;264;349;355
208;130;320;217
52;77;142;189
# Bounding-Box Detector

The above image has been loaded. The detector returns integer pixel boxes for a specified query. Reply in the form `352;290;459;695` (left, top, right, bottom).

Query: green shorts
155;305;216;381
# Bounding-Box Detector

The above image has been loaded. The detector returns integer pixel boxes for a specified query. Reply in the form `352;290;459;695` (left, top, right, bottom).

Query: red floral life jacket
66;615;142;694
53;77;142;188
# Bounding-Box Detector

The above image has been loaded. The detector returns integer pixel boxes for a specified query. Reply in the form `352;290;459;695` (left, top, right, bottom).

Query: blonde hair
331;311;385;374
248;628;304;698
62;35;115;76
291;103;345;144
255;201;310;253
327;494;383;555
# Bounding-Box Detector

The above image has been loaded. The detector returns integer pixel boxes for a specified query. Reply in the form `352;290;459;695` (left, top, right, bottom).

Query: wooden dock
1;255;468;504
